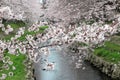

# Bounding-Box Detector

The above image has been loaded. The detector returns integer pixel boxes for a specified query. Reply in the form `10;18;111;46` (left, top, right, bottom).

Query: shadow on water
84;61;116;80
34;48;116;80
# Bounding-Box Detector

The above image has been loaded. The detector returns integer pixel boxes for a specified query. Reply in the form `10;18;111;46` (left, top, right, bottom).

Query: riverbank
0;19;48;80
86;34;120;79
0;20;27;80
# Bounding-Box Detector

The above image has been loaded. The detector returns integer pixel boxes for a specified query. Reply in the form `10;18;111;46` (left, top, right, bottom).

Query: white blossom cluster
69;22;119;44
0;73;7;79
0;55;15;79
0;6;25;20
0;19;119;63
4;25;13;35
0;5;119;64
0;6;26;35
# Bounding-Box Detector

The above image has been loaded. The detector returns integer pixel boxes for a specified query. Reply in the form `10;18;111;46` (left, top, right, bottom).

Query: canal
34;47;113;80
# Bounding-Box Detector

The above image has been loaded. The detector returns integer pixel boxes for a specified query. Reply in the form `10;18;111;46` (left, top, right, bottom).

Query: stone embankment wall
86;49;120;79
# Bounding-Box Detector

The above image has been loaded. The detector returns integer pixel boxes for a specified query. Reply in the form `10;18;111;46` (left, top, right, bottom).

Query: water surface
34;47;113;80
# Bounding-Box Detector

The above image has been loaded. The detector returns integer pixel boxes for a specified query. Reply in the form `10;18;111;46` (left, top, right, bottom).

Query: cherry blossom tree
0;6;120;66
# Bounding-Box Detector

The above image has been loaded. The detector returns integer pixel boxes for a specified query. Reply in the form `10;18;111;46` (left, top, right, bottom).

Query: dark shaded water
34;48;114;80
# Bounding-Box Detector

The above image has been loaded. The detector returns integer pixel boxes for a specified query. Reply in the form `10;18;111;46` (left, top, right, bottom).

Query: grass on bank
0;20;48;41
0;20;48;80
3;20;26;29
0;51;27;80
0;20;26;40
94;35;120;64
0;20;27;80
17;25;48;41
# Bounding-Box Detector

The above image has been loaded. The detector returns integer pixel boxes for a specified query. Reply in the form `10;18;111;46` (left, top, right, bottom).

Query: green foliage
94;36;120;64
82;19;95;25
0;50;27;80
0;21;48;80
3;20;26;29
78;42;88;47
0;61;3;68
18;25;48;41
105;41;120;51
39;25;48;30
105;20;113;24
0;20;26;41
0;20;48;41
71;33;76;38
2;33;15;41
86;20;95;25
115;32;120;36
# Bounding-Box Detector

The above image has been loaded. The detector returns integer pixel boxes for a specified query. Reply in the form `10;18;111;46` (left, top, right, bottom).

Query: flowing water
34;47;113;80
